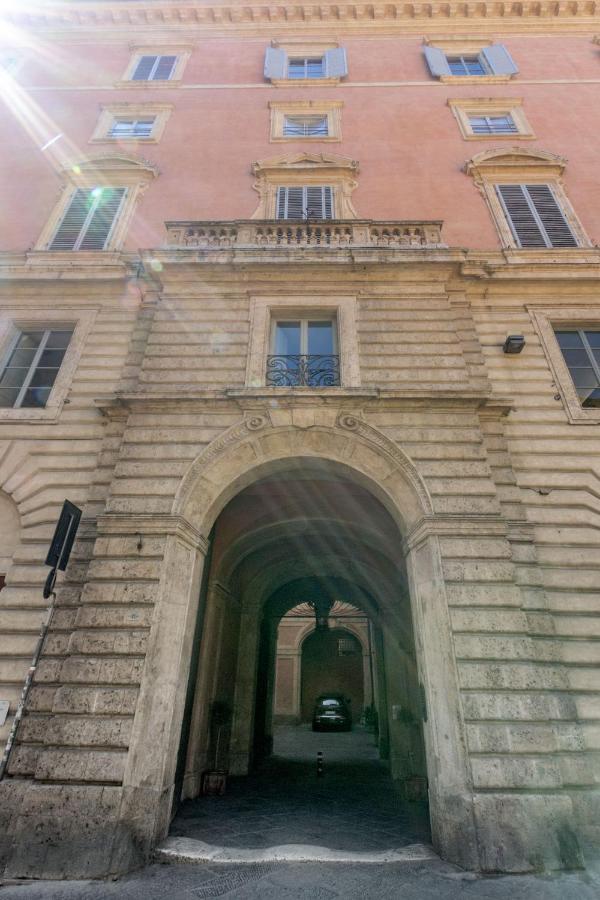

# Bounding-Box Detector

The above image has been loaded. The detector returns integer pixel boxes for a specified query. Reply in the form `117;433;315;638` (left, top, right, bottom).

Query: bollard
317;750;324;777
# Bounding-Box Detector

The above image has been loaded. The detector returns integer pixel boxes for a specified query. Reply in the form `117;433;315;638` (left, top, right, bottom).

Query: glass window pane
570;368;598;389
555;331;584;349
275;322;301;355
29;369;59;389
306;58;324;78
21;387;52;408
287;59;305;79
582;389;600;408
465;57;485;75
561;349;592;367
307;321;333;355
584;331;600;348
45;330;73;349
38;349;67;368
6;348;37;368
0;388;20;408
17;331;44;350
0;367;28;389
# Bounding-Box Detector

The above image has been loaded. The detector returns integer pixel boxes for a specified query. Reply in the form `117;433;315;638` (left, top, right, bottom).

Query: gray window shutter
526;185;577;247
496;184;577;248
323;47;348;78
423;46;452;78
481;44;518;76
78;188;126;250
49;189;91;250
264;47;287;80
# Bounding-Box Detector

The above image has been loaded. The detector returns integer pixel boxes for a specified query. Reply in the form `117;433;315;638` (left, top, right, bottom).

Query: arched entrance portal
125;418;477;870
173;460;431;848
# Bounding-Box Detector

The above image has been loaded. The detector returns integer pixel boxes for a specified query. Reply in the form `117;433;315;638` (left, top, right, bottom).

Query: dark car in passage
312;694;352;731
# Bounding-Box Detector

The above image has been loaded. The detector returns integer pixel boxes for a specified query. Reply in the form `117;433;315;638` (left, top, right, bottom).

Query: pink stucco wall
1;33;599;251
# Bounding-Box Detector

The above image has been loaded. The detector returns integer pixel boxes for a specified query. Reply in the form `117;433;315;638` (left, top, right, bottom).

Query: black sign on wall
43;500;82;598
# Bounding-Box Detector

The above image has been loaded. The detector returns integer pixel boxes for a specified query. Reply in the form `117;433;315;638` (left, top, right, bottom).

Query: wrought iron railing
266;354;340;387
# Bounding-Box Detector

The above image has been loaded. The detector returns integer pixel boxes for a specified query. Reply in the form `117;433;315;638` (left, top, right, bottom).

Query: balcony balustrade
164;220;445;250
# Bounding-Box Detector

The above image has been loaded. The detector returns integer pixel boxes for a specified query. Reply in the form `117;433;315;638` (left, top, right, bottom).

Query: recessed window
448;55;487;76
424;44;518;81
0;328;73;409
131;55;177;82
276;186;333;220
49;187;127;251
264;46;348;84
267;317;339;387
288;57;324;79
468;114;518;135
555;330;600;408
283;115;329;137
108;118;156;139
496;184;578;248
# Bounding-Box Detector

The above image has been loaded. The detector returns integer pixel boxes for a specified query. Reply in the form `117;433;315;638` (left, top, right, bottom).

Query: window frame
35;156;158;253
531;308;600;425
265;40;347;87
465;149;589;251
118;47;190;87
246;296;360;390
495;183;579;249
91;104;173;143
0;311;95;422
48;187;128;252
424;40;518;84
269;101;343;142
276;185;334;220
251;153;358;220
448;99;534;140
0;327;74;410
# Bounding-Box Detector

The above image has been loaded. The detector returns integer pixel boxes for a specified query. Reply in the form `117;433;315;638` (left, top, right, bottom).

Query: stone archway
121;411;478;871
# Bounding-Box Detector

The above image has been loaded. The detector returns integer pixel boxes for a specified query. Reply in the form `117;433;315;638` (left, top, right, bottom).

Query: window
276;186;333;220
283;115;329;137
0;328;73;409
424;43;518;81
267;317;339;386
448;55;487;76
469;114;517;135
449;99;533;140
496;184;578;248
555;330;600;408
109;118;156;139
465;149;588;250
288;57;324;79
49;187;127;251
91;104;172;143
264;45;347;84
269;101;343;142
252;153;357;219
131;55;177;81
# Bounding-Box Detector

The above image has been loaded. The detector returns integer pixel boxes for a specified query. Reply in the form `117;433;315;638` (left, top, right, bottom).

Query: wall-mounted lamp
503;335;526;354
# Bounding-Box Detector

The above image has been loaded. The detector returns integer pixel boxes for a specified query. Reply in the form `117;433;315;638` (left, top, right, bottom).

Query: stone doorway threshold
164;725;433;865
155;835;437;864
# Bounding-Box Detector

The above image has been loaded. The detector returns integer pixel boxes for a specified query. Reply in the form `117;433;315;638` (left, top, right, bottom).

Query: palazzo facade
0;0;599;879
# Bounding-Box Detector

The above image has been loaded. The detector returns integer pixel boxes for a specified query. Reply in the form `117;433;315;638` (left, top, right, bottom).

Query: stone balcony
164;220;446;251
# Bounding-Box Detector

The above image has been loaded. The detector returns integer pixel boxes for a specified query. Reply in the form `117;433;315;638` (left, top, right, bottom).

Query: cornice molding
5;1;600;37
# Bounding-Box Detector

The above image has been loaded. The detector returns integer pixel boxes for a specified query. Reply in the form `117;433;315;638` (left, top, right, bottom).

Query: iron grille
266;354;340;387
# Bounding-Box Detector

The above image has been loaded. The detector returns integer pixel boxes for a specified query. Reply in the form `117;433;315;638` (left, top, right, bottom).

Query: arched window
36;154;158;252
465;148;588;250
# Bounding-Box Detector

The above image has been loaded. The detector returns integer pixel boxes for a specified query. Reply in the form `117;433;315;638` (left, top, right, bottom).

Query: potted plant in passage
201;700;232;796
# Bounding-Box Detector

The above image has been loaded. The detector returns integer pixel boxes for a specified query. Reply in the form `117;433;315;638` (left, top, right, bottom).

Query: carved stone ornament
251;152;359;219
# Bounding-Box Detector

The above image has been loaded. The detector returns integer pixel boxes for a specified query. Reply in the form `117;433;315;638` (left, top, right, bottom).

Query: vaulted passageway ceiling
211;464;411;629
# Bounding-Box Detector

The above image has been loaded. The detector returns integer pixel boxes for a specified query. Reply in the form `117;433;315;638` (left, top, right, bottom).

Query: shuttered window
108;118;156;139
276;186;333;220
468;114;518;135
131;55;177;81
283;115;329;137
448;56;487;76
49;188;126;251
287;57;324;79
496;184;578;248
0;328;73;409
555;330;600;408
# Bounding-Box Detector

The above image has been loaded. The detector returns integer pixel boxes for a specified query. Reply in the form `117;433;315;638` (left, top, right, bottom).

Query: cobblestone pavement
2;856;600;900
170;725;430;852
